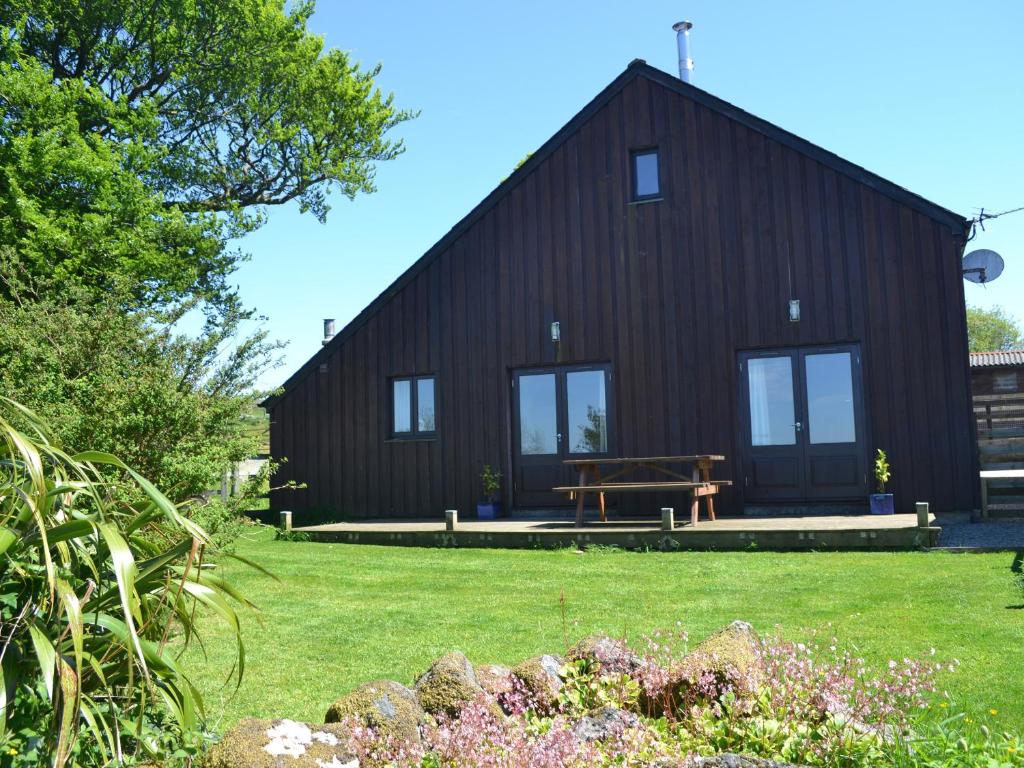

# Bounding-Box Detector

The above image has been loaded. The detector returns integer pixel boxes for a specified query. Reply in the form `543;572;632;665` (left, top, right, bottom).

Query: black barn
263;61;978;520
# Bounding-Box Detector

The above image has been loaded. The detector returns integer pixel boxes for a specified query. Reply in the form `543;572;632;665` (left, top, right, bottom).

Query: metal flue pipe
672;21;694;83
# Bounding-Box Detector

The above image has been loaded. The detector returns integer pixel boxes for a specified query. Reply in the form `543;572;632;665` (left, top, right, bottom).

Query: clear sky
234;0;1024;390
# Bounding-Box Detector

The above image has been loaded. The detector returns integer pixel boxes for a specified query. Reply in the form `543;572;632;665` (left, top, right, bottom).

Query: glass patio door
512;364;613;507
739;345;868;503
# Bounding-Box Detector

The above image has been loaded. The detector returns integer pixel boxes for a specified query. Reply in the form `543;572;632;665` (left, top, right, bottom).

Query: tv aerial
962;249;1004;284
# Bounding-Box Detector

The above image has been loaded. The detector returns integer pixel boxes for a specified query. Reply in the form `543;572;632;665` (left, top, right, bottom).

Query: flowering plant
330;622;1017;768
558;659;640;714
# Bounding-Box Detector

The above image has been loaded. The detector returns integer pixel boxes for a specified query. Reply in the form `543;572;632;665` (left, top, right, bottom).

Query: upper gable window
632;149;661;201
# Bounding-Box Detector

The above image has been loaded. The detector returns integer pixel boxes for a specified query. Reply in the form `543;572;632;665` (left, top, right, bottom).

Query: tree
0;0;412;308
0;260;279;501
966;304;1023;353
0;1;413;514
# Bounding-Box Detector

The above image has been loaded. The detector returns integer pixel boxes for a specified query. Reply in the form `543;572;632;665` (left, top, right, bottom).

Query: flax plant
0;397;260;766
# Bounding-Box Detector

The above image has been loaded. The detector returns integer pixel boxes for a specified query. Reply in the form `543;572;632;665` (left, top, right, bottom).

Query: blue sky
235;0;1024;390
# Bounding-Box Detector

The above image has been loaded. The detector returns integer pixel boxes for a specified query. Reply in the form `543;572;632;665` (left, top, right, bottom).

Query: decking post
915;501;929;528
661;507;675;531
280;510;292;532
445;509;458;531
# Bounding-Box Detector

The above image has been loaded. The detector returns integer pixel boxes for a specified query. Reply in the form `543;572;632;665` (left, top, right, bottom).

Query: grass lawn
183;528;1024;733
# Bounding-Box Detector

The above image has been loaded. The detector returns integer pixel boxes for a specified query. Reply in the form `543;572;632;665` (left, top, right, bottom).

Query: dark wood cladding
268;65;977;518
971;367;1023;397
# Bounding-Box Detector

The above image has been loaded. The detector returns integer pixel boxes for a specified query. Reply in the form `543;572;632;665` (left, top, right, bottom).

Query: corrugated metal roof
970;350;1024;367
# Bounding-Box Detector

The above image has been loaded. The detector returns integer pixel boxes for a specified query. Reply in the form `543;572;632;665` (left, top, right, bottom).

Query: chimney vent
322;318;335;346
672;21;694;83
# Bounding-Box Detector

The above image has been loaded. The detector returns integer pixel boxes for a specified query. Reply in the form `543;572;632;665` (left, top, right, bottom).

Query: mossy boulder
205;718;357;768
566;634;643;677
511;653;564;715
325;679;427;745
414;651;485;717
662;621;764;714
681;620;763;690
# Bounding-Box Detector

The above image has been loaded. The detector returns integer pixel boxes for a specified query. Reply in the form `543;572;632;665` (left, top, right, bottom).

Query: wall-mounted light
550;321;561;342
788;299;800;323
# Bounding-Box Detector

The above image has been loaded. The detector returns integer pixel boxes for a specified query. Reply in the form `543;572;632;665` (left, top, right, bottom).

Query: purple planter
869;493;894;515
477;502;502;520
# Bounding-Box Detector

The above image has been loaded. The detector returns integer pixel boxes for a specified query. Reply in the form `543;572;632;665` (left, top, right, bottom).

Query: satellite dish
962;249;1004;284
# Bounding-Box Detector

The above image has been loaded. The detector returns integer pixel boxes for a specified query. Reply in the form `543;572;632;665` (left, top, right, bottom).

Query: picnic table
553;455;731;528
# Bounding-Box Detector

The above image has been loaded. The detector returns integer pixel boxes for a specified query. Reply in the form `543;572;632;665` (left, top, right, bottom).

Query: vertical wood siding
268;74;977;517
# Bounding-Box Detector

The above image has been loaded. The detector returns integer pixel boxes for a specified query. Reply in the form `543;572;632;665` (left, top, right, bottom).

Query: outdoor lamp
788;299;800;323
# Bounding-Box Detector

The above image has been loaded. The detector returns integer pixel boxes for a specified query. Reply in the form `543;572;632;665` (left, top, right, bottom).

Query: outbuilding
970;350;1024;513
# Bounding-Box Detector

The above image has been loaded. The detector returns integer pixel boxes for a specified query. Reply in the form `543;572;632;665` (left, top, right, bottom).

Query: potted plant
870;448;894;515
477;464;502;520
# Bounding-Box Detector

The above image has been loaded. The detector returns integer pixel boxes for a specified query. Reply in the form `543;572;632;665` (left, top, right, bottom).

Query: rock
691;754;809;768
679;621;763;691
571;705;640;741
474;663;523;715
205;718;357;768
325;679;427;745
849;718;896;743
414;651;485;718
676;621;763;708
511;654;564;715
644;621;764;717
475;663;515;699
565;634;643;677
645;759;688;768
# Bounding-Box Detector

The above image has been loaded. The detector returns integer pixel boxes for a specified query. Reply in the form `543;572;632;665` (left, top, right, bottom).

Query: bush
186;498;251;552
0;273;276;505
0;397;257;766
274;529;312;543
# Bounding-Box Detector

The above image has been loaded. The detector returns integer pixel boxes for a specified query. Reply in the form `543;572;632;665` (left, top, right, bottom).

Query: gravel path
936;516;1024;548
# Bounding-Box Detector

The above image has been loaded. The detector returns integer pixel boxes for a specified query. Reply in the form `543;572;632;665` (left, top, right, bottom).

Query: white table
980;469;1024;517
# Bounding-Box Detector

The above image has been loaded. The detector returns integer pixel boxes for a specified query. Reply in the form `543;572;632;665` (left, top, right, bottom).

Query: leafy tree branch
0;0;414;307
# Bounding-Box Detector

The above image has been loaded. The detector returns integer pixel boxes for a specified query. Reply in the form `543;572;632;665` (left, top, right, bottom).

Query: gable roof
970;350;1024;368
262;60;969;408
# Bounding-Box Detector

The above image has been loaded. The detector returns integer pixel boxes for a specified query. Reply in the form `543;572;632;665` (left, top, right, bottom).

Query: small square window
632;149;660;201
993;371;1018;393
391;375;436;438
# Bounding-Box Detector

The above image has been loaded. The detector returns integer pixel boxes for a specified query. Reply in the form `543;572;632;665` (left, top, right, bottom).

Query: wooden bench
980;469;1024;517
554;455;731;527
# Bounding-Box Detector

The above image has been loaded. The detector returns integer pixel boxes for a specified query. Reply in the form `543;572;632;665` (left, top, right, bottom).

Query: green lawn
183;528;1024;734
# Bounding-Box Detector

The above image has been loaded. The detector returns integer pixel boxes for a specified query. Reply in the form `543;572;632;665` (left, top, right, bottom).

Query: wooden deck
297;513;939;550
